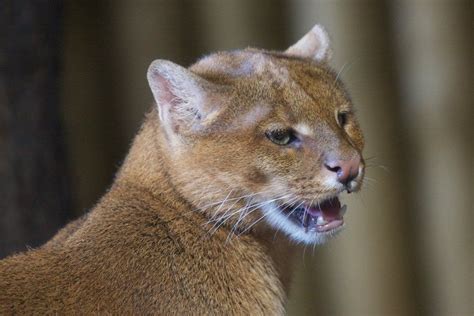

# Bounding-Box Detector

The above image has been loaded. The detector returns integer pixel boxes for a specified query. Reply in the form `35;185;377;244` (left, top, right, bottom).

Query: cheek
252;148;311;191
256;148;298;174
283;148;328;189
245;167;269;186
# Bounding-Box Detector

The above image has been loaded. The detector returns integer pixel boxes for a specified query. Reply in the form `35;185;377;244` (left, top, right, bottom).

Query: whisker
232;195;293;237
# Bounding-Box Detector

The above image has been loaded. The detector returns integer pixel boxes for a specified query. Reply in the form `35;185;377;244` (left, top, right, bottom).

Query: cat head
147;24;364;244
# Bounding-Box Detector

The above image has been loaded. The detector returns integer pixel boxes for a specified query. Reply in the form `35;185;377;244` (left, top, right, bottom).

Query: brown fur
0;26;364;314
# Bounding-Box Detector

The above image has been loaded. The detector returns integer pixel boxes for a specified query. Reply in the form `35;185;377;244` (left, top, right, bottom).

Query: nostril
324;158;360;186
324;163;341;174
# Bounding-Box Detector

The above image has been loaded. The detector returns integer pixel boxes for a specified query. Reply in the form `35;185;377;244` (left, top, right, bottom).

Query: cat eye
265;129;296;146
337;111;349;128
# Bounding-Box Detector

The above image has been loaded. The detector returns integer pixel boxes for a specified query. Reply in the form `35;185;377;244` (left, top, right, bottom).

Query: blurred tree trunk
0;0;71;258
392;2;473;314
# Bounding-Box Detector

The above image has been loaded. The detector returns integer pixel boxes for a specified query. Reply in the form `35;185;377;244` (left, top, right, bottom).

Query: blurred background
0;1;472;315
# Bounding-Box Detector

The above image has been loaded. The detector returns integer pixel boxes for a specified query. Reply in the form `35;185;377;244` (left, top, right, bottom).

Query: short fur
0;25;364;314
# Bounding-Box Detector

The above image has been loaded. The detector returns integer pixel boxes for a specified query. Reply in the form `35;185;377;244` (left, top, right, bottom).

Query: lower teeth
290;204;347;229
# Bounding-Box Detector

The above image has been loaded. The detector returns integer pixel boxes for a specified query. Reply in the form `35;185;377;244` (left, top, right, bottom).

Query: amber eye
337;111;349;128
265;129;295;146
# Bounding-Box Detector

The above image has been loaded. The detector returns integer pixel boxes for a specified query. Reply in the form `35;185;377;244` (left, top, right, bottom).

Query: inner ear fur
147;59;223;132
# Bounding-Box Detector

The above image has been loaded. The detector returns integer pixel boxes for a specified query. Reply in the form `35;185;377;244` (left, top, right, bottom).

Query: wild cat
0;24;364;314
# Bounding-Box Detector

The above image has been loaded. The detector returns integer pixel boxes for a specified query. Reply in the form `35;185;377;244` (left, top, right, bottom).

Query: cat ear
147;60;221;134
285;24;332;62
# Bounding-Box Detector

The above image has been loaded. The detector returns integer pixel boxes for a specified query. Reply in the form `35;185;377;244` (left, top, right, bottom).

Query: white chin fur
261;202;344;245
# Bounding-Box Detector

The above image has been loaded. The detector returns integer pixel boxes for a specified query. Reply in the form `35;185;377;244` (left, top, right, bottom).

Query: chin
261;196;347;245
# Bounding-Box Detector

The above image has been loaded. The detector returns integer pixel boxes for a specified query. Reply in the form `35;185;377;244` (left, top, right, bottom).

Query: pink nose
324;155;361;185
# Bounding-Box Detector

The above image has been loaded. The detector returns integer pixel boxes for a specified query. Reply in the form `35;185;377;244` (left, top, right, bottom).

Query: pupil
275;131;286;140
338;113;347;126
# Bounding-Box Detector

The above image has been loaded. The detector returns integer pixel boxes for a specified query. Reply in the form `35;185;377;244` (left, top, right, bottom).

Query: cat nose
324;155;360;185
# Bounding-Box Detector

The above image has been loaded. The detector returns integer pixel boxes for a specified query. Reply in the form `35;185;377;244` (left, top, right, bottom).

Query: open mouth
280;197;346;233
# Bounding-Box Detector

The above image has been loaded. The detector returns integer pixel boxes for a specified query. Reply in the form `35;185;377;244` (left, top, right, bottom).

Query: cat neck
114;108;296;293
115;109;176;197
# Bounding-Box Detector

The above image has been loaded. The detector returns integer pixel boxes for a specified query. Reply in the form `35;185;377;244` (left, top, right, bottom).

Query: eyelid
339;109;351;115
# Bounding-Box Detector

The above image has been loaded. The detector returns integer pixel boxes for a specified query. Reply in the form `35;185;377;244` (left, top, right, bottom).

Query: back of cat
0;24;364;314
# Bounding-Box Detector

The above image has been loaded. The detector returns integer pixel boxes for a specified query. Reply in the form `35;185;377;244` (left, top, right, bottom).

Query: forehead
273;60;350;125
192;50;351;126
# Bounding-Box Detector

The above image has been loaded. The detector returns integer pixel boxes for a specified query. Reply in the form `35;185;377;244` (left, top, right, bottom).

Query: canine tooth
340;205;347;216
316;216;327;225
302;211;309;228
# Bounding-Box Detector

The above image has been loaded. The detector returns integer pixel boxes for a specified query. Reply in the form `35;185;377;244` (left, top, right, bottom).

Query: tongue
307;197;342;221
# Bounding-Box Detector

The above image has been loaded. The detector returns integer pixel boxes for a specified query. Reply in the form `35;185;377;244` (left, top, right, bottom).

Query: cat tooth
303;211;310;233
340;205;347;216
302;211;309;227
316;216;327;225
